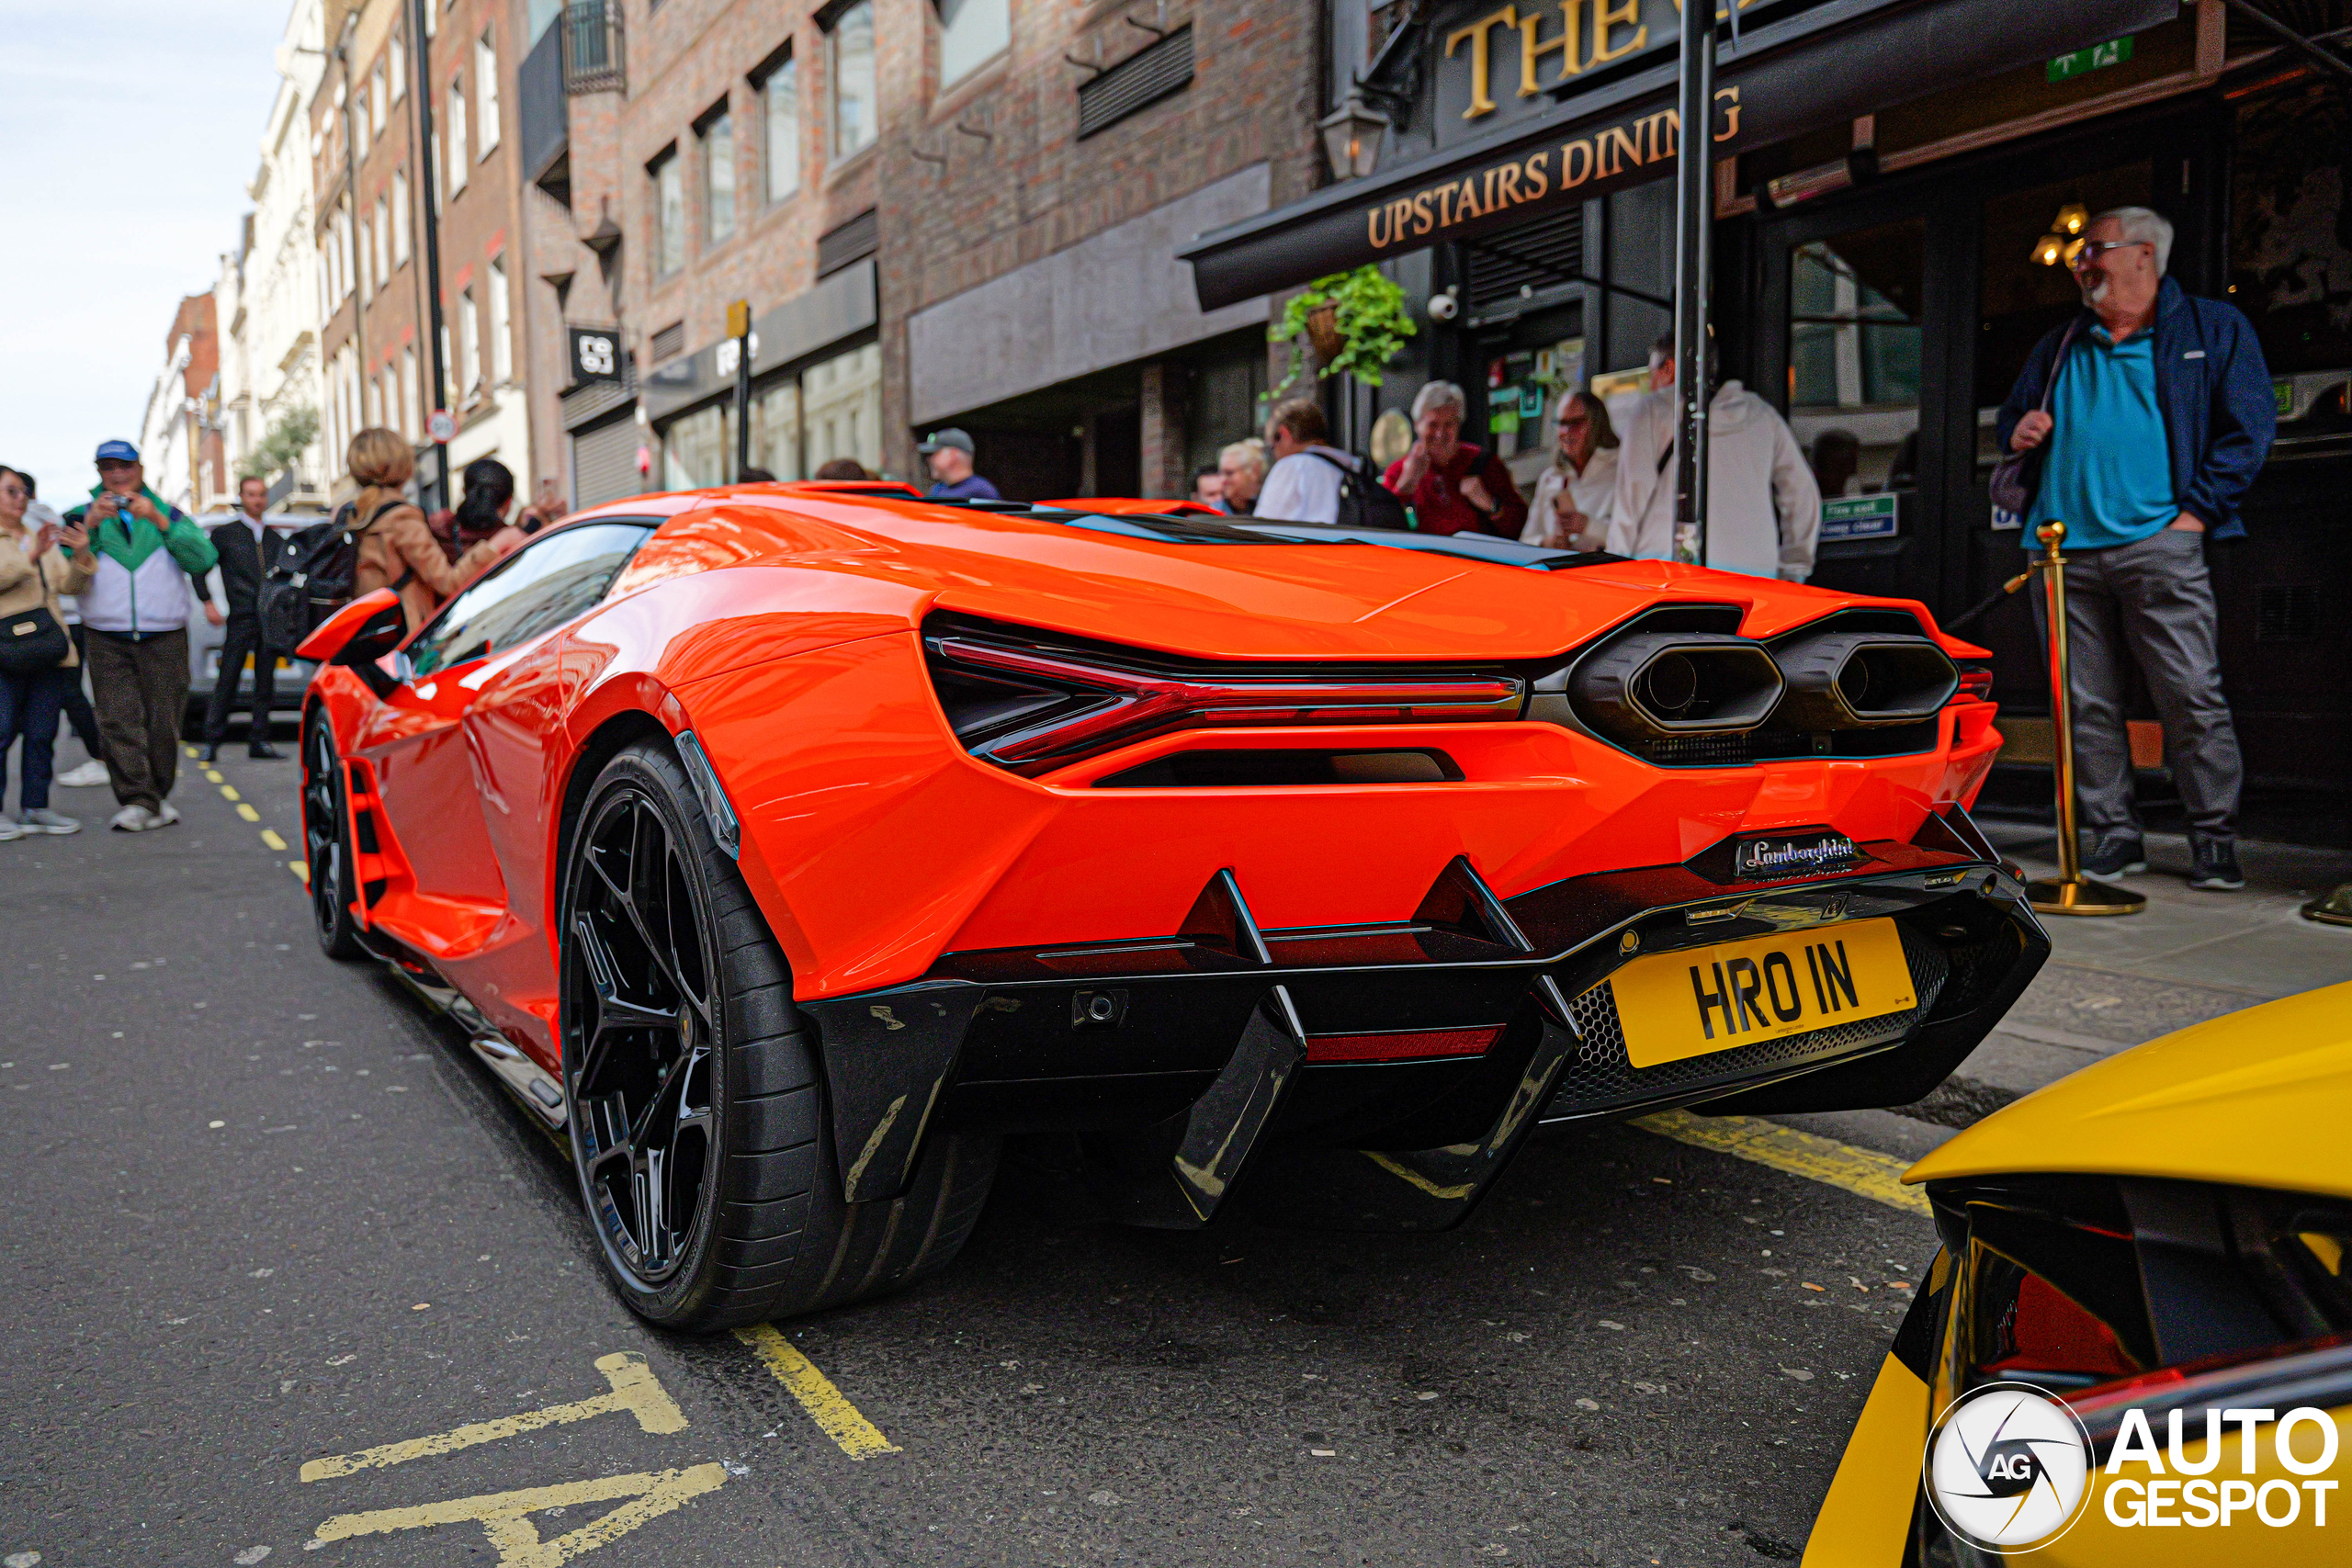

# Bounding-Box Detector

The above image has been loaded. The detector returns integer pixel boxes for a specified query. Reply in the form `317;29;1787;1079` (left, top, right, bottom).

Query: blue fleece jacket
1996;276;2276;542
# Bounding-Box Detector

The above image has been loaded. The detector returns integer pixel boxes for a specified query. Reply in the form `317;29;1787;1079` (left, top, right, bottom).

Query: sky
0;0;291;501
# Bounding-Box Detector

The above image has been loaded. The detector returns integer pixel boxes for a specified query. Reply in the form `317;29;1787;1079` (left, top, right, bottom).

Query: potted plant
1271;266;1417;395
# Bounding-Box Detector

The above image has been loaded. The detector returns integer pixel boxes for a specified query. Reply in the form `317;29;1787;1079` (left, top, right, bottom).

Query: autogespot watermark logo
1923;1383;2094;1552
1924;1385;2346;1550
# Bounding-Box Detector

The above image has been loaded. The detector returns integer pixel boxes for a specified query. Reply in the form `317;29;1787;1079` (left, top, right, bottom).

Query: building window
751;378;802;480
391;35;405;99
337;203;355;301
938;0;1010;87
358;216;374;299
650;147;684;276
401;348;418;438
439;322;453;411
475;31;501;155
459;288;481;398
828;1;876;163
660;401;735;490
803;342;881;474
355;92;370;161
391;172;411;264
372;62;389;130
758;51;799;203
488;260;512;383
447;74;469;192
699;103;735;243
376;197;392;279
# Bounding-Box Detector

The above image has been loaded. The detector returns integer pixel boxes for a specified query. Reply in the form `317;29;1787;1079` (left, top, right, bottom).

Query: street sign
2047;35;2131;82
1820;493;1898;541
726;299;752;340
427;409;456;444
568;326;622;385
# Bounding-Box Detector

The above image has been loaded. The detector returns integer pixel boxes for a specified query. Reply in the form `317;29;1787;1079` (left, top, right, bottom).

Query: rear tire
301;712;367;961
559;739;997;1331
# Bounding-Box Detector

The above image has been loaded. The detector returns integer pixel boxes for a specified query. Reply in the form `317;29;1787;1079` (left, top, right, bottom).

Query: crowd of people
0;432;559;841
3;204;2270;894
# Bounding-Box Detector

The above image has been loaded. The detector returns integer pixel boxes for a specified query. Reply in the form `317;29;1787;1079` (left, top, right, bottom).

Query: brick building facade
530;0;1328;504
313;0;537;508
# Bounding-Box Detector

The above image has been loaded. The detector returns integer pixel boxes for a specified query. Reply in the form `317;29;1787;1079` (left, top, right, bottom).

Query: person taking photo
0;464;95;838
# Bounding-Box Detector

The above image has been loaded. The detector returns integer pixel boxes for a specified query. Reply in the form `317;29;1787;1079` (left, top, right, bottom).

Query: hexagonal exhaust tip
1571;632;1786;743
1773;632;1959;729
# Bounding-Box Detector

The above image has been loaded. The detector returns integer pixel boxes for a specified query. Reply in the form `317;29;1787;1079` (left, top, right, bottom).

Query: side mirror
298;589;406;696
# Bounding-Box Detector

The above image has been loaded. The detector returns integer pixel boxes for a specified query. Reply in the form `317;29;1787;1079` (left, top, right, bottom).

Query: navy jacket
1995;276;2276;542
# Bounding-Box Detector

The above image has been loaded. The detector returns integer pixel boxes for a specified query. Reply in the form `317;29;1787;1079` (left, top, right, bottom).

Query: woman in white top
1521;388;1620;552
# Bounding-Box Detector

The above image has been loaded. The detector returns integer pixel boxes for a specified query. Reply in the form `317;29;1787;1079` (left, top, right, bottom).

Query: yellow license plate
1609;918;1916;1068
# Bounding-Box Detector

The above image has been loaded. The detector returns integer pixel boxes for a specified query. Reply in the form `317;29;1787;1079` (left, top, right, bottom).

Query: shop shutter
1464;207;1585;314
572;412;641;507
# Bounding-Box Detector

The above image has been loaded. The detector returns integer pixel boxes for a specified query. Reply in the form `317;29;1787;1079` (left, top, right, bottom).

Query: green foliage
1271;265;1418;388
251;404;320;480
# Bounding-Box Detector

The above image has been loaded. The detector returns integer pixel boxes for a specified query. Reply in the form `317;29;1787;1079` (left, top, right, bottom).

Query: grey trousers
84;627;189;814
2034;527;2241;841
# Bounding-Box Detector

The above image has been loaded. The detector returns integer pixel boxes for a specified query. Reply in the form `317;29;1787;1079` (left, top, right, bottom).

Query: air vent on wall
649;321;685;363
1077;24;1193;140
817;209;878;277
1464;206;1584;314
2256;583;2318;643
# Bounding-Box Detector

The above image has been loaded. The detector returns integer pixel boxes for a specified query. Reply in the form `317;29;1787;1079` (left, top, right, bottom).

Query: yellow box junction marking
734;1322;901;1459
1630;1109;1929;1216
300;1351;685;1482
310;1463;728;1567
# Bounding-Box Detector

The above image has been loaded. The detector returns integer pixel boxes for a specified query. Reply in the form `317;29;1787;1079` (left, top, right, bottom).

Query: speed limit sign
427;408;456;443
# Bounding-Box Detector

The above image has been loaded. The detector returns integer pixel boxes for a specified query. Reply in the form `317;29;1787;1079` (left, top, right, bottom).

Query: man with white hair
1378;381;1526;537
1997;205;2275;893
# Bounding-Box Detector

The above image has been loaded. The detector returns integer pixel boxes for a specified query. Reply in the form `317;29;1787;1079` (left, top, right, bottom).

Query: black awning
1179;0;2177;310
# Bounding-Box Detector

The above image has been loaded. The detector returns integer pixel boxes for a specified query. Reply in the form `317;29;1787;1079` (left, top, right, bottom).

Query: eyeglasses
2068;239;2149;270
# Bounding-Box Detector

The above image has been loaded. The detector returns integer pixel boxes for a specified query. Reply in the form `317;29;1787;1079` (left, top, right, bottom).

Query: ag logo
1924;1382;2093;1552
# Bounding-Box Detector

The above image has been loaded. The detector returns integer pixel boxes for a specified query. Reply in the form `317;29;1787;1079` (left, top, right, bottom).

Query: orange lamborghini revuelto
295;482;2047;1330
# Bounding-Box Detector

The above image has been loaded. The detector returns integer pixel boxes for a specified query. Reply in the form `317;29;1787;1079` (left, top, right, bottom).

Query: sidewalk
1776;820;2352;1162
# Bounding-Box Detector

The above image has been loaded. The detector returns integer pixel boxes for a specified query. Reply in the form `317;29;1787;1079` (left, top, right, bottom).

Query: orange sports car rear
296;483;2046;1329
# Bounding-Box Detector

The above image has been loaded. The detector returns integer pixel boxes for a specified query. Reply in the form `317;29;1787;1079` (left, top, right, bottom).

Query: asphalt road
6;737;1950;1568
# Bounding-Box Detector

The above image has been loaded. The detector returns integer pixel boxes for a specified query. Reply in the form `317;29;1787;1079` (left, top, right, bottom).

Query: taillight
1303;1025;1501;1064
1951;665;1995;704
922;615;1524;773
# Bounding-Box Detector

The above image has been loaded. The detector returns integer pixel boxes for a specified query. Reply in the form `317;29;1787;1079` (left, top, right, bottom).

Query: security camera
1428;288;1460;322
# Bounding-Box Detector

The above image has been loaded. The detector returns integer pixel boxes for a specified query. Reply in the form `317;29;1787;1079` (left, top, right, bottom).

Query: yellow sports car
1805;981;2352;1565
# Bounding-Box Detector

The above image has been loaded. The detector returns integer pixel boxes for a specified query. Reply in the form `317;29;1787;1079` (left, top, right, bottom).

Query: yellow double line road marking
187;744;308;882
735;1323;900;1459
1631;1108;1929;1215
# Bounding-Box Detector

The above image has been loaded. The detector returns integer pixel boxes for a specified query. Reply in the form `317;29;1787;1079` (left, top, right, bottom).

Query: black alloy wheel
563;783;719;1285
302;714;366;960
558;740;1000;1330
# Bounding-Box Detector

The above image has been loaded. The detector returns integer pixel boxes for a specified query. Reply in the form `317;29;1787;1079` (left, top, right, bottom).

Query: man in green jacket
62;440;219;831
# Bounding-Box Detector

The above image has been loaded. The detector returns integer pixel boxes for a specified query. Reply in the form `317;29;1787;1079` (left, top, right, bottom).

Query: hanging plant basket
1304;304;1344;366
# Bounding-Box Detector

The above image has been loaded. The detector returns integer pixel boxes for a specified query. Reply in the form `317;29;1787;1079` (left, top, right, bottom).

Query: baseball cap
916;427;975;457
95;439;140;464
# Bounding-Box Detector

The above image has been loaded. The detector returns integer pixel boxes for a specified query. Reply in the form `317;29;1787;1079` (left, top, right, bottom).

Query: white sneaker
109;804;159;832
18;808;80;835
0;818;20;842
56;760;110;788
153;800;182;827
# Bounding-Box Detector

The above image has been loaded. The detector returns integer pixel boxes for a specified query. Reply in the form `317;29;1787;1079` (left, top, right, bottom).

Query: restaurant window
699;102;736;243
803;342;882;474
828;1;876;163
759;51;800;203
751;378;803;480
661;401;736;490
2233;84;2352;379
650;146;684;276
937;0;1009;86
1788;217;1924;498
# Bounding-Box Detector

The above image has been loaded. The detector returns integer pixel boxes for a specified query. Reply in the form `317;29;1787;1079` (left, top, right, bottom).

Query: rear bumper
798;807;2048;1228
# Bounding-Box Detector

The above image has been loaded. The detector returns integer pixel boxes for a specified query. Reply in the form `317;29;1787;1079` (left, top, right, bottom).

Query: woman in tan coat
345;428;513;636
0;464;96;836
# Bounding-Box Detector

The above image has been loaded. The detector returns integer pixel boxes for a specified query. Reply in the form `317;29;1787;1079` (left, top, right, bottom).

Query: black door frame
1741;96;2221;628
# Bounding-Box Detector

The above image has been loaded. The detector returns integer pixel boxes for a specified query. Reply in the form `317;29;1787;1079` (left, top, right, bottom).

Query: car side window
407;523;654;678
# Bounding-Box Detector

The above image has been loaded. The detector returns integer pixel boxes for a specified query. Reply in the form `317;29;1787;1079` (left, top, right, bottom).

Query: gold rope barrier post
2027;520;2144;917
